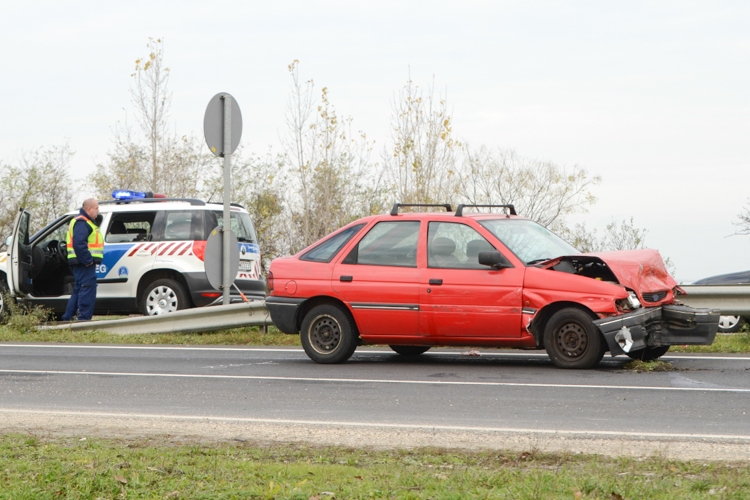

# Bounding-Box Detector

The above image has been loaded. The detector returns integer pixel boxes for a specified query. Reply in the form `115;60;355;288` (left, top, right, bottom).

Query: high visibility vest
66;216;104;263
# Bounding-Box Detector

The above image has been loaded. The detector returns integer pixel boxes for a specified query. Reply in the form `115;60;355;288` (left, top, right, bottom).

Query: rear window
300;224;365;263
207;211;258;243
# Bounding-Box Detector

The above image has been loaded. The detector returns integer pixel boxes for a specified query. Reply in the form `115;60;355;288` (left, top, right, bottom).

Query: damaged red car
266;204;719;369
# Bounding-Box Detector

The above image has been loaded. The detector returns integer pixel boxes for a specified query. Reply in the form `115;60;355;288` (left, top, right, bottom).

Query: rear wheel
626;345;670;361
300;304;358;364
544;308;605;369
141;279;189;316
718;315;746;333
389;345;431;356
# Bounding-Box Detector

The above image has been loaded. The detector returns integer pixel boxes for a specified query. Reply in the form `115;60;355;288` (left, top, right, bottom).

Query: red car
266;204;719;369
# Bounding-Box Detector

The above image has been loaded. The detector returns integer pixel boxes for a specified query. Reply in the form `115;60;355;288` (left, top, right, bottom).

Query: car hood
544;249;677;295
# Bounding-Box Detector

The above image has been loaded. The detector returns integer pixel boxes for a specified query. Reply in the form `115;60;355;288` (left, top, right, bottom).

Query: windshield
479;219;579;265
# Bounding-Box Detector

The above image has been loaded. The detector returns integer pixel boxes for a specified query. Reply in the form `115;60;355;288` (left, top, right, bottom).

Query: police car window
36;219;72;248
106;213;156;243
346;221;419;267
163;212;198;241
213;211;257;243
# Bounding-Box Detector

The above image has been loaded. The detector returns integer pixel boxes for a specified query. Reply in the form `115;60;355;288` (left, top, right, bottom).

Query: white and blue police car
1;190;265;316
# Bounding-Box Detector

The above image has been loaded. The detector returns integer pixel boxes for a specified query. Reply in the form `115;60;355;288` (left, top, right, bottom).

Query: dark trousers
62;264;98;321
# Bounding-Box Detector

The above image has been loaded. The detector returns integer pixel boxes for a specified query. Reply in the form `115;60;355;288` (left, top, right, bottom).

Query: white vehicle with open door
2;192;265;318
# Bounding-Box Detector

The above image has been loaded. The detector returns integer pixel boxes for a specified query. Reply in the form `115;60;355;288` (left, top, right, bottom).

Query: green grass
0;434;748;499
0;323;300;346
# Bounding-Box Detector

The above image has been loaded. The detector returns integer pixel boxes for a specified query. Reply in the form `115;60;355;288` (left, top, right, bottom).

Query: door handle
429;279;443;285
340;276;353;282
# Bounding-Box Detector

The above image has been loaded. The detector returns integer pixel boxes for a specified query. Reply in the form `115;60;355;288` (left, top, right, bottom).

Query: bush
1;291;52;333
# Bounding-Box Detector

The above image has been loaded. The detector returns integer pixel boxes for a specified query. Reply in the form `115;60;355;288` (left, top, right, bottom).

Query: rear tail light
267;271;274;292
192;241;206;261
201;292;221;298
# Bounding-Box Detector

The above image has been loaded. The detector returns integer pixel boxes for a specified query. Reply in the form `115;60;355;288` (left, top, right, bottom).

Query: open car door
9;208;33;296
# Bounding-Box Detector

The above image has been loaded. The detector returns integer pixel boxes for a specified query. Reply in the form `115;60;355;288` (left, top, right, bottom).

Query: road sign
204;92;243;305
204;227;240;292
203;93;242;157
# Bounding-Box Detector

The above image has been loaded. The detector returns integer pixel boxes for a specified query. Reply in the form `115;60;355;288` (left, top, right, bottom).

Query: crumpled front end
595;304;720;356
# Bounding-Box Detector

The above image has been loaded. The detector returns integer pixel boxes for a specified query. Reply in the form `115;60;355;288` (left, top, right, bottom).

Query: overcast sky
1;1;748;281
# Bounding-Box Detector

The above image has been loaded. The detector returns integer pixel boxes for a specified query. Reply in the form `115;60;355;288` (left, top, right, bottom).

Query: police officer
61;198;104;321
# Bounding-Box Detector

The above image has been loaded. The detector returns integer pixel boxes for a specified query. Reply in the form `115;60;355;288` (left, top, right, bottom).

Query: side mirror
478;250;513;269
5;236;11;247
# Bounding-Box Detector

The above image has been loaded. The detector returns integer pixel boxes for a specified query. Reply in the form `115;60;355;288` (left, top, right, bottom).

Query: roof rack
100;198;206;206
390;203;452;216
455;204;516;217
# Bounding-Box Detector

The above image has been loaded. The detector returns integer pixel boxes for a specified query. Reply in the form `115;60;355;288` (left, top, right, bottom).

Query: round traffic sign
203;92;243;157
204;226;240;291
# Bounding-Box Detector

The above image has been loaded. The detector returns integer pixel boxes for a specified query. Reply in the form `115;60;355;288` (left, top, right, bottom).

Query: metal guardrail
678;285;750;316
39;301;272;335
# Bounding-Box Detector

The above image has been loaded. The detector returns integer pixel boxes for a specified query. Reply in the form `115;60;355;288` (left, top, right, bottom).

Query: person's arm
73;221;93;266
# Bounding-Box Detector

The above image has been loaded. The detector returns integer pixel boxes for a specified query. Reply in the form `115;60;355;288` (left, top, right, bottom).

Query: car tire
300;304;358;364
544;308;605;369
141;278;189;316
718;315;746;334
389;345;431;356
626;345;670;361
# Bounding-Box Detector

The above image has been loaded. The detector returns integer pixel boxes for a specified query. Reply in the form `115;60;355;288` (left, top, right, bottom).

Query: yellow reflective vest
66;216;104;264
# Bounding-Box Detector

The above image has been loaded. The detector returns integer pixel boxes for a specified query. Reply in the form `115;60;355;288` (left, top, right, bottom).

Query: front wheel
544;308;605;369
300;304;358;364
141;278;189;316
626;345;670;361
389;345;431;356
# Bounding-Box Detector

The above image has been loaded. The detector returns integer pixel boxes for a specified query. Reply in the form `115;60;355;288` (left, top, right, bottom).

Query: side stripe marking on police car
124;242;195;257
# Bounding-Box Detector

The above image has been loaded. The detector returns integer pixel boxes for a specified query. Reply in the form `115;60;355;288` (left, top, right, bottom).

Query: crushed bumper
265;296;306;334
594;304;720;357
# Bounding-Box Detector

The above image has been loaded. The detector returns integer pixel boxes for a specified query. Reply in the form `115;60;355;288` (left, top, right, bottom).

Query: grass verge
1;434;748;499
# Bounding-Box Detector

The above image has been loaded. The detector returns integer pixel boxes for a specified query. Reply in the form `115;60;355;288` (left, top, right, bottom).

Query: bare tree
92;37;212;199
383;76;460;205
281;61;378;252
459;146;600;232
735;200;750;236
0;144;76;242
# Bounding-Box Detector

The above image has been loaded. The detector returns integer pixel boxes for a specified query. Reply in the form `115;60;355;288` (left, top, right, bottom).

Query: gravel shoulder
2;410;748;462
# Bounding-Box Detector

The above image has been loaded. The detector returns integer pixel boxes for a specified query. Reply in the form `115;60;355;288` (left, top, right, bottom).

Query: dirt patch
1;410;747;462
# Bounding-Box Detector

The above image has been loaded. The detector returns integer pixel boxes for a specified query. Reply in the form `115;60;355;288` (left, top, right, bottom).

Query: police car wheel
142;279;188;316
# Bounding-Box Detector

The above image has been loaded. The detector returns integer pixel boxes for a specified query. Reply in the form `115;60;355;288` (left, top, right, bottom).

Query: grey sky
1;1;748;281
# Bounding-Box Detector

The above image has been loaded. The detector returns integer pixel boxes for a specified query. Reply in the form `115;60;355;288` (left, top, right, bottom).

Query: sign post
204;92;243;305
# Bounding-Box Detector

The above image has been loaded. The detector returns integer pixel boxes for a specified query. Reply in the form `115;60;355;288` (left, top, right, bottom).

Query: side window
105;212;157;243
344;221;420;267
162;211;201;241
301;224;365;263
428;222;495;269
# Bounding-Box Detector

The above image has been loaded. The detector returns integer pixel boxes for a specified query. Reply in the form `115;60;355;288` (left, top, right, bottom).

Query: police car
1;190;265;316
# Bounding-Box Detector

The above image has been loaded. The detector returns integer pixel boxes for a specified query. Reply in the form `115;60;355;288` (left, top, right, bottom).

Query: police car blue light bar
111;189;166;200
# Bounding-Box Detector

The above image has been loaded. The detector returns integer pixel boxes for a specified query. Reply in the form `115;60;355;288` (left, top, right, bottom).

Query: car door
332;220;421;337
420;221;525;338
9;208;33;296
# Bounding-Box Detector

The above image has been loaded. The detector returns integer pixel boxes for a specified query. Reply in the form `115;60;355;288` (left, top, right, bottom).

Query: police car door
98;211;158;301
9;208;33;296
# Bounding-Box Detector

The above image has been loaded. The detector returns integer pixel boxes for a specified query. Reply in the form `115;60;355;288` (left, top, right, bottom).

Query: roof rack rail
455;204;516;217
100;198;206;206
230;202;245;209
390;203;452;216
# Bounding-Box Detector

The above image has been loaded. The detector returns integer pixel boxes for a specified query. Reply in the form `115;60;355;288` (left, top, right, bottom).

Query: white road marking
1;344;749;361
1;408;749;442
1;368;749;393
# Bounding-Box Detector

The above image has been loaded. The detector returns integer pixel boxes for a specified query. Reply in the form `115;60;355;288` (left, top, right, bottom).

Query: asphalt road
1;344;749;440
